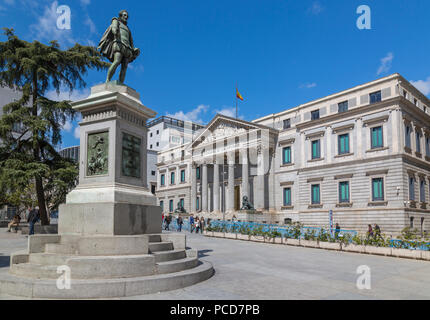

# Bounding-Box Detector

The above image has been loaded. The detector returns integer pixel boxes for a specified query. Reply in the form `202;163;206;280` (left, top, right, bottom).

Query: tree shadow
198;249;213;258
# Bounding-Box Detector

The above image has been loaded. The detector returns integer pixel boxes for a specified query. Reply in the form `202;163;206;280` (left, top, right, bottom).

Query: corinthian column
202;163;208;212
213;162;220;213
241;151;249;201
190;163;197;213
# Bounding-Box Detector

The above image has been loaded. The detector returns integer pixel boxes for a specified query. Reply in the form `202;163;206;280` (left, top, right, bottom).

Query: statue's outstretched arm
111;19;119;38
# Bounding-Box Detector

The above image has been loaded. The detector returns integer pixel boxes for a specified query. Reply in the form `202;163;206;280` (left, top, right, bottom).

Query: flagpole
235;83;238;119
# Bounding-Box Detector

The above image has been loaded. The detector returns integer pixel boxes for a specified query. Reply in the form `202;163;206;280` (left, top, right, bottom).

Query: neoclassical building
156;73;430;234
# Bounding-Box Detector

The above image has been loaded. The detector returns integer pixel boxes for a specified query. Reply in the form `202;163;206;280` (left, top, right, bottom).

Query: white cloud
4;0;15;5
30;1;75;45
410;77;430;96
85;15;97;34
73;126;80;139
80;0;91;5
308;1;324;15
166;104;209;124
300;83;317;89
62;120;72;132
45;88;90;102
377;52;394;76
215;107;236;118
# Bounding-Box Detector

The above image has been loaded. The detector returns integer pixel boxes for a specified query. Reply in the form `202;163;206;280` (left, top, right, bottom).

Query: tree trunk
32;71;49;226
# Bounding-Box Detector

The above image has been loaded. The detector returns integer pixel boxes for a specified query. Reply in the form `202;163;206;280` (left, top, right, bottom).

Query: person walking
367;224;374;239
189;215;195;233
27;206;40;236
164;214;171;231
177;216;183;232
374;224;381;239
195;217;200;234
334;223;340;239
199;217;204;234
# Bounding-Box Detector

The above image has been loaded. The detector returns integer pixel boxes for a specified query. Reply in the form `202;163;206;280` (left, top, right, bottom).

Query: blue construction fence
165;217;430;251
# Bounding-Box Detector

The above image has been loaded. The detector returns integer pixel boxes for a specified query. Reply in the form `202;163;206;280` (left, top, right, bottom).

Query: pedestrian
374;224;381;239
335;223;340;239
177;216;183;232
190;215;195;233
164;214;171;231
199;217;204;234
7;213;21;232
367;224;373;239
27;206;40;236
195;216;200;234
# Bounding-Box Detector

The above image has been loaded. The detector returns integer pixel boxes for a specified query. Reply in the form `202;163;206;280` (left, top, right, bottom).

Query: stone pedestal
0;83;213;299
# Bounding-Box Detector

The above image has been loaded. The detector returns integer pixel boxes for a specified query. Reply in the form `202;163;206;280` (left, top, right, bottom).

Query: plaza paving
1;228;430;299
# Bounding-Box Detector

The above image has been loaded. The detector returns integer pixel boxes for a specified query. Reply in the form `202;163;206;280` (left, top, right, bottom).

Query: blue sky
1;0;430;148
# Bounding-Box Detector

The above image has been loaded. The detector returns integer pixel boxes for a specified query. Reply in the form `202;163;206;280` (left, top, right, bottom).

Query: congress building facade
155;73;430;234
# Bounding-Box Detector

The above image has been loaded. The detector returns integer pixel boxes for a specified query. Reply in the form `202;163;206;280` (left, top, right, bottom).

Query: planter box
300;240;319;248
274;237;283;244
365;246;392;256
391;248;421;259
203;230;213;236
225;233;237;240
420;250;430;261
264;237;282;244
285;238;300;246
319;241;341;251
237;234;250;241
342;244;366;254
213;232;225;238
250;235;265;242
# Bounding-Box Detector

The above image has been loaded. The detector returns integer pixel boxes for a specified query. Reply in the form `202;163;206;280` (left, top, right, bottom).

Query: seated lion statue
240;196;255;210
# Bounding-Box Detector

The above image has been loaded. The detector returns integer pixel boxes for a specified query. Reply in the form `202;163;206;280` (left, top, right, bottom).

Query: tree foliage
0;28;108;224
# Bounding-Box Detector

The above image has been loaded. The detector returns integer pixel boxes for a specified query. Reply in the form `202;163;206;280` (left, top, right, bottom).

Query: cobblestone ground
1;228;430;300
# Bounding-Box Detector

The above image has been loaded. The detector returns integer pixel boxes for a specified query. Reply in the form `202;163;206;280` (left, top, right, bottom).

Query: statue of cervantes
98;10;140;84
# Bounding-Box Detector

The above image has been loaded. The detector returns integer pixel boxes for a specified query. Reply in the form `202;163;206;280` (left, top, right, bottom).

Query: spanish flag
236;88;244;101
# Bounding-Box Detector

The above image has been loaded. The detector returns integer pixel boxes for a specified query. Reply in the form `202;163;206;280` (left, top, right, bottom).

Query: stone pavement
1;228;430;299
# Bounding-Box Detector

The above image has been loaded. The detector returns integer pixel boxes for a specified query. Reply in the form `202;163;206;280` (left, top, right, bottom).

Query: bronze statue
240;196;255;210
174;201;187;214
98;10;140;84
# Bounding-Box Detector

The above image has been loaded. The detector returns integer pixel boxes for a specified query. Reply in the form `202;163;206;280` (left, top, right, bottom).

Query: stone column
227;156;235;212
191;164;197;213
241;152;249;200
213;163;220;213
202;163;208;212
254;146;265;211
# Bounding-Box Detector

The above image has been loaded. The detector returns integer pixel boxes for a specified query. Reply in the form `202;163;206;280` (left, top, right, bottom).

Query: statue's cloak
98;17;137;63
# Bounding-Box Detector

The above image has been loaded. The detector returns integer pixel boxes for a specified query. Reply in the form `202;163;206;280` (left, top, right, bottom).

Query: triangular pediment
188;113;277;149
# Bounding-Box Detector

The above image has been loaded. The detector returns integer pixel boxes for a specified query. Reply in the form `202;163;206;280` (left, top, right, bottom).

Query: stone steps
1;261;214;299
10;263;58;279
29;253;74;266
45;243;78;255
148;241;173;253
156;256;199;274
152;249;187;263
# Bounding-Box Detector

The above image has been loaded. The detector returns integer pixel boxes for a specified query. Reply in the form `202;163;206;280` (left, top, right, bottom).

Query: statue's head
243;196;248;201
119;10;129;23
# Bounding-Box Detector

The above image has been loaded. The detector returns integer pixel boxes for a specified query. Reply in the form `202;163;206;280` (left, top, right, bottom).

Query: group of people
367;224;382;239
161;213;208;234
6;206;40;235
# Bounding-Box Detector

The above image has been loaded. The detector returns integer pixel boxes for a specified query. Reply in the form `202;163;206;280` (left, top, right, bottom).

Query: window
156;130;159;134
180;169;185;182
150;144;152;149
403;90;408;98
311;140;321;159
156;142;159;147
338;134;350;154
150;132;153;137
311;110;320;120
409;176;415;200
151;170;155;176
410;217;414;228
196;167;200;180
372;178;384;201
180;198;184;209
369;91;382;104
169;200;174;212
371;126;383;149
416;132;421;153
151;185;156;194
338;101;348;113
160;174;165;186
339;181;350;203
159;200;164;211
405;125;411;148
426;137;430;157
414;98;418;106
170;172;175;184
283;119;291;129
282;146;291;164
196;197;200;210
420;179;426;203
283;188;291;206
311;184;320;204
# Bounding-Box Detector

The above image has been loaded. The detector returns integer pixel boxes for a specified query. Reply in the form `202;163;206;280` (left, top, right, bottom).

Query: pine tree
0;28;109;225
